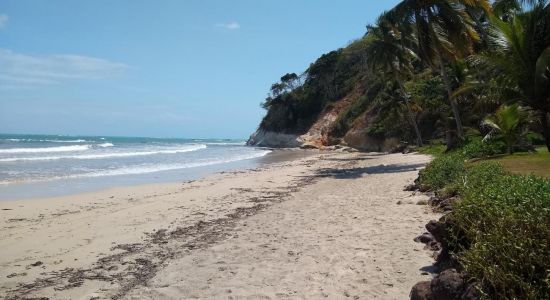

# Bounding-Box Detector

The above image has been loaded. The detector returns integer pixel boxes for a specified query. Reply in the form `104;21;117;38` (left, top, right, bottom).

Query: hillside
247;36;444;151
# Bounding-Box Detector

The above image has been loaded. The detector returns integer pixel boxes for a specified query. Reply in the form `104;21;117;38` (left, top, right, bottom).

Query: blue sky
0;0;400;139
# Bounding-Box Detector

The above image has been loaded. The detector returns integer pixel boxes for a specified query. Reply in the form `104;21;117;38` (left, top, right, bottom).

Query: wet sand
0;151;438;299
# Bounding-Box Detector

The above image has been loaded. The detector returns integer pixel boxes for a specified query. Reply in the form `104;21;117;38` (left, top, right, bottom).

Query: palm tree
493;0;539;20
365;15;424;146
387;0;491;142
471;1;550;151
482;104;530;153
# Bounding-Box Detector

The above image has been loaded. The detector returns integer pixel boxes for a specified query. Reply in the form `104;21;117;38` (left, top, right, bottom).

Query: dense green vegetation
417;140;550;299
259;0;550;154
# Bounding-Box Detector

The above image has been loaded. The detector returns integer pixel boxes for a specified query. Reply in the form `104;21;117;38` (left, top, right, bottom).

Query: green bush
460;138;507;159
451;168;550;299
419;152;465;190
419;149;550;299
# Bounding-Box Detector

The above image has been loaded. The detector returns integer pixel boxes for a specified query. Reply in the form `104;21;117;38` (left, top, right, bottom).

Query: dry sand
0;151;438;299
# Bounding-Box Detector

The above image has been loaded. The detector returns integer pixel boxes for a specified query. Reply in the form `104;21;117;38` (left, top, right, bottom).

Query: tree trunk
405;100;423;147
396;80;423;147
424;7;465;142
542;112;550;152
438;59;465;140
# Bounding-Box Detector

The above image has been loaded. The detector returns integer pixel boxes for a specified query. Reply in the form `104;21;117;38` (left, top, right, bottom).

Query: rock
390;143;409;153
300;144;319;150
410;270;480;300
414;233;435;244
30;261;43;267
323;145;344;151
428;241;442;251
439;196;459;212
297;98;354;148
246;130;302;148
404;184;418;191
426;220;446;243
428;196;441;206
340;146;359;153
431;269;465;300
417;200;428;205
402;147;412;154
410;281;432;300
418;185;431;192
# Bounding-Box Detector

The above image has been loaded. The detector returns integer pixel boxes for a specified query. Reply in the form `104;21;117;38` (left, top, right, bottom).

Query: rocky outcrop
246;130;301;148
297;96;355;148
410;269;480;300
248;96;357;149
408;182;481;300
249;94;404;151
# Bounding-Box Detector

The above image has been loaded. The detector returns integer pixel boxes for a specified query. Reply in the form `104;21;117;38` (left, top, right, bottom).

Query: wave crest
0;144;207;162
97;143;114;148
0;145;90;154
62;150;271;179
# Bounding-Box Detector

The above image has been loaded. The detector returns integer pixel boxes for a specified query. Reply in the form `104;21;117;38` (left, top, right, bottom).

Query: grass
479;147;550;178
416;142;447;157
418;144;550;299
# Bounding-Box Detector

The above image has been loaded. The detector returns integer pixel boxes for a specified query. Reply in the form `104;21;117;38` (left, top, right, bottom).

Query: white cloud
216;21;241;30
0;49;128;88
0;14;8;29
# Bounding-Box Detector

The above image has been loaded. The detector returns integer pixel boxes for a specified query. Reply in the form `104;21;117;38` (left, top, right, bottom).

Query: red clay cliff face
248;90;402;151
298;96;355;148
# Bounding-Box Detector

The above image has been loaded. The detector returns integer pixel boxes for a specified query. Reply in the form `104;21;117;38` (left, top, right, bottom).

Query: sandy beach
0;151;438;299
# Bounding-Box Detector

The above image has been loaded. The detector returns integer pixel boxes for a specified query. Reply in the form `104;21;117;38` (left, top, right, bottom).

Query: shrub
460;138;507;159
418;138;505;191
449;163;550;299
419;149;550;299
419;152;465;190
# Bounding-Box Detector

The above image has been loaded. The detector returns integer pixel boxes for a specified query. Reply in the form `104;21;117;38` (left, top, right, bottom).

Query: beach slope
0;151;437;299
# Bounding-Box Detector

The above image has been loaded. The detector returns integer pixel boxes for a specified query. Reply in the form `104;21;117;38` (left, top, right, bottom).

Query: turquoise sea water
0;134;271;200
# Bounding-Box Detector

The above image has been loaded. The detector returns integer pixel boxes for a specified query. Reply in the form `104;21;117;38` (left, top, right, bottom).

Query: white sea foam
97;143;114;148
0;149;271;184
0;145;91;154
0;144;207;162
4;138;88;143
67;150;271;179
46;139;88;143
206;142;246;146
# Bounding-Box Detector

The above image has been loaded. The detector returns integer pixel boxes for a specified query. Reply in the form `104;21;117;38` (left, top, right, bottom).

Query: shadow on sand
315;163;426;179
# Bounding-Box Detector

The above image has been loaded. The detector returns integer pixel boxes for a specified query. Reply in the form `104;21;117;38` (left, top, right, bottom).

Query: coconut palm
482;104;530;153
471;1;550;151
493;0;540;20
365;15;424;146
387;0;491;142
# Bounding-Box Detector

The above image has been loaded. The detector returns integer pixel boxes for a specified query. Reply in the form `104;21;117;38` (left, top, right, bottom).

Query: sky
0;0;401;139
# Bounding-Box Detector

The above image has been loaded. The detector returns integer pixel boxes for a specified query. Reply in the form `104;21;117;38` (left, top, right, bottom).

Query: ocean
0;134;271;200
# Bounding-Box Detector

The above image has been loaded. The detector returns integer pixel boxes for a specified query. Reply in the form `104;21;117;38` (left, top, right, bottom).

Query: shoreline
0;151;438;299
0;148;313;202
